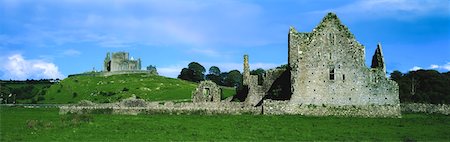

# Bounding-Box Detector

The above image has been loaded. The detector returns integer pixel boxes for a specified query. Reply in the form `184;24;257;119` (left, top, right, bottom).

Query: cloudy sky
1;0;449;79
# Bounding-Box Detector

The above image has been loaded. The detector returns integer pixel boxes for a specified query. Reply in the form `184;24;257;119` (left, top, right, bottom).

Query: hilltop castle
104;52;142;72
243;12;400;116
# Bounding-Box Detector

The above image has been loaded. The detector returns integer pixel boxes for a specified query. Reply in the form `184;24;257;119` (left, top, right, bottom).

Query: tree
225;70;242;87
250;68;265;85
178;68;194;81
178;62;206;82
208;66;221;76
218;72;229;86
390;70;403;81
206;66;221;84
188;62;205;82
390;69;450;104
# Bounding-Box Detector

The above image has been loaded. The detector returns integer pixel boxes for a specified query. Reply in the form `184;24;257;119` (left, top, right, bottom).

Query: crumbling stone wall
59;98;261;115
401;103;450;115
192;81;221;103
243;55;266;106
288;13;399;109
263;100;401;117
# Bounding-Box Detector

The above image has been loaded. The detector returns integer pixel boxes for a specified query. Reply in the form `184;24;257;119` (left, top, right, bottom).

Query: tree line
177;62;243;87
390;69;450;104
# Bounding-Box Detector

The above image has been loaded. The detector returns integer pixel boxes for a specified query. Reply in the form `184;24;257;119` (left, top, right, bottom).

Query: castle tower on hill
103;52;142;72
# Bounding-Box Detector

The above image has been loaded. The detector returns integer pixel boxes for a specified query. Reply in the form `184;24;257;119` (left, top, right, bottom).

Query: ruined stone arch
192;80;222;103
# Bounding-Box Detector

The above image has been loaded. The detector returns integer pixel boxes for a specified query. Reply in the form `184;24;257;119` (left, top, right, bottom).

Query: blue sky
1;0;449;79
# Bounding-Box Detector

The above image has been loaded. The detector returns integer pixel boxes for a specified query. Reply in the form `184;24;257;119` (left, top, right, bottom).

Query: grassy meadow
1;107;449;141
43;73;235;104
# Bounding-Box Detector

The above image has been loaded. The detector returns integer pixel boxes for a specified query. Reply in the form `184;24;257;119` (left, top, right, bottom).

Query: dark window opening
329;68;335;80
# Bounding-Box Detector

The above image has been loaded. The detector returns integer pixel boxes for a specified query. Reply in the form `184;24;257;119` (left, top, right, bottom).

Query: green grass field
1;107;448;141
43;74;235;104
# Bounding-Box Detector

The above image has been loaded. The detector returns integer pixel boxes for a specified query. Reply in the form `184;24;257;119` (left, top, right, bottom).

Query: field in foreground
1;107;449;141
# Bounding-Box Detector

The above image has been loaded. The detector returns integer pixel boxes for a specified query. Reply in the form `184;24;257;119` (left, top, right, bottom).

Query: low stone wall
60;100;261;115
60;98;448;117
263;100;401;118
401;103;449;115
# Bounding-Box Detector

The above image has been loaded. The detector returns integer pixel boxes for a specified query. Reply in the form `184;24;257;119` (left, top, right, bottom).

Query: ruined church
243;13;400;116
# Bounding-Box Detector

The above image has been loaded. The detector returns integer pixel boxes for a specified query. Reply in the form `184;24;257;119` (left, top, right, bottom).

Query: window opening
329;67;335;80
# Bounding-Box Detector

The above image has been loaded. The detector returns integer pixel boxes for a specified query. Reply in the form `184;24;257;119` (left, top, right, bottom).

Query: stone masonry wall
60;99;261;115
401;103;450;115
263;100;401;117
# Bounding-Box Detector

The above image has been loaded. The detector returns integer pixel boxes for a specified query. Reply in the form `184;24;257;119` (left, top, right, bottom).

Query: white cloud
410;62;450;72
429;64;439;69
428;62;450;71
443;63;450;71
410;66;422;71
0;54;64;80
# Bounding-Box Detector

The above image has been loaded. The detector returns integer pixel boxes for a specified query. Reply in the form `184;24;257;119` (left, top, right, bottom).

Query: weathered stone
192;81;222;103
401;103;450;115
240;12;400;117
288;12;399;108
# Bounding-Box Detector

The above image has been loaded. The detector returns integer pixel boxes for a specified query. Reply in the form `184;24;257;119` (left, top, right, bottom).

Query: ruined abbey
243;12;400;116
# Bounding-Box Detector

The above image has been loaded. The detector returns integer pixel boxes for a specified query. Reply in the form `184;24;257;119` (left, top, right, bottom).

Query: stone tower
288;12;399;107
243;54;250;86
104;52;142;72
104;52;111;71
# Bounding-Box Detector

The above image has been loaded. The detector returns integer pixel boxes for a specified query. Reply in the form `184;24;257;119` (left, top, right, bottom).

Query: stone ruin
61;12;402;117
192;81;221;103
104;52;142;72
242;12;401;117
65;51;156;77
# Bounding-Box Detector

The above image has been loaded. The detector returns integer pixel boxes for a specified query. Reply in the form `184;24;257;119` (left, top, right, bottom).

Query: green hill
0;81;53;104
43;73;235;104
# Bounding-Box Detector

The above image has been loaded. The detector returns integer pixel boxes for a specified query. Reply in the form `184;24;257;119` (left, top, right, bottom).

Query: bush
60;113;93;126
72;92;78;98
26;120;53;130
37;96;45;101
99;91;116;97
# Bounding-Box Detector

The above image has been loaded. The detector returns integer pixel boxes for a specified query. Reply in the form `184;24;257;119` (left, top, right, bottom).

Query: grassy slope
43;74;235;104
0;82;52;103
1;107;449;141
